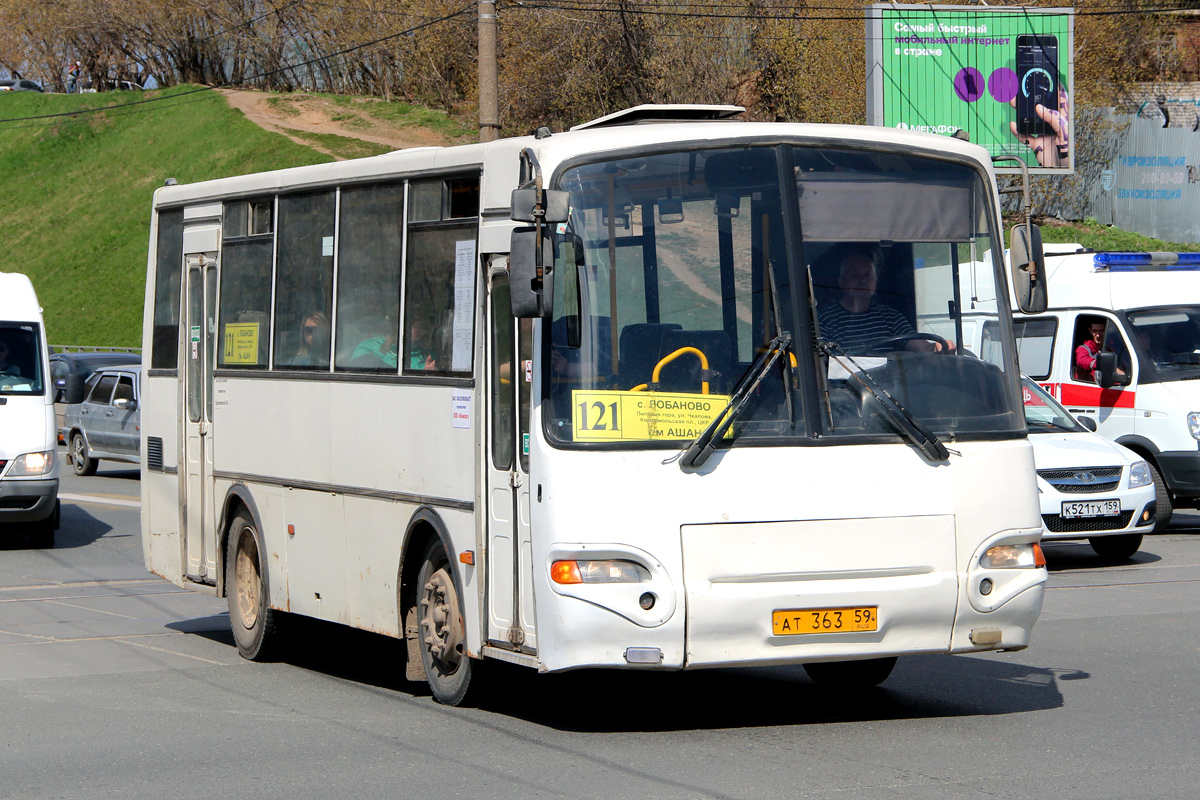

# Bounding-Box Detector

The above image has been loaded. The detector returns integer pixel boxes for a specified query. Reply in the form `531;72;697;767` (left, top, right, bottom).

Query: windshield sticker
572;390;731;442
223;322;259;364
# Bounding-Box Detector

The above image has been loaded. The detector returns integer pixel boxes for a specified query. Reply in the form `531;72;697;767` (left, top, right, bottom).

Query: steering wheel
869;332;951;354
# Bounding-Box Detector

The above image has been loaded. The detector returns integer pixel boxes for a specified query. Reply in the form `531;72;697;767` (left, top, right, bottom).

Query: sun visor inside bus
704;150;778;192
798;177;972;242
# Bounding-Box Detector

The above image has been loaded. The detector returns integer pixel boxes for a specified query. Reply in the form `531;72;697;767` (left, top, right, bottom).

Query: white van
0;272;59;547
997;248;1200;530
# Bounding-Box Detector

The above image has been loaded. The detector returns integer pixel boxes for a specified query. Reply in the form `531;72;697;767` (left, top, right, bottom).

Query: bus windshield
545;145;1022;449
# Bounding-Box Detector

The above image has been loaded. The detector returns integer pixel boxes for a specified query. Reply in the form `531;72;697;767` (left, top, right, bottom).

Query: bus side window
273;192;335;370
219;199;275;369
335;184;404;373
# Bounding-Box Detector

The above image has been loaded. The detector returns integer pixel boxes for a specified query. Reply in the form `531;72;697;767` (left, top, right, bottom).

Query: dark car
63;366;141;476
0;79;43;92
51;352;141;443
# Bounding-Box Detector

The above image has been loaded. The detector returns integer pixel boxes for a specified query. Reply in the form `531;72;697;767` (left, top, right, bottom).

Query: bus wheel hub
420;568;463;668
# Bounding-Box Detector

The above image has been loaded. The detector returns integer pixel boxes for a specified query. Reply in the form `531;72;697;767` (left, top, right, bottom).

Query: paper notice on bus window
452;240;476;371
223;323;259;364
827;356;886;381
572;390;731;442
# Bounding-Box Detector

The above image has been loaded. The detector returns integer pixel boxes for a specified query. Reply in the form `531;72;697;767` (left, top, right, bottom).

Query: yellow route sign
223;322;259;364
572;390;731;442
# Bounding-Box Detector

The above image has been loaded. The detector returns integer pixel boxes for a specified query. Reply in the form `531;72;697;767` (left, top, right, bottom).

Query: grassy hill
0;86;333;347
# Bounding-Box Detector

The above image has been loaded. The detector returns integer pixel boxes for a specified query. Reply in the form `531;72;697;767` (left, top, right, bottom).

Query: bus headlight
7;450;55;477
1189;412;1200;440
551;559;651;584
1129;460;1152;489
980;543;1045;569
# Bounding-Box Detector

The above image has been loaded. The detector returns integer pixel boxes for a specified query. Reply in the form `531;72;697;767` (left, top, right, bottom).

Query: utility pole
478;0;500;142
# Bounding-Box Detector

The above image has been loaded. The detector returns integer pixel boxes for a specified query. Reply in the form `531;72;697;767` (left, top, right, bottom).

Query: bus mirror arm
993;154;1047;314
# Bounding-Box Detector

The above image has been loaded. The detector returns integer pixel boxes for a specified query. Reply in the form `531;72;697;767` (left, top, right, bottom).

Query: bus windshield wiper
678;333;792;469
816;339;951;462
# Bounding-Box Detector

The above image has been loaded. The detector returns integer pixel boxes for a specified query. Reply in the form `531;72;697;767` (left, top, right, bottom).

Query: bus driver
817;246;952;356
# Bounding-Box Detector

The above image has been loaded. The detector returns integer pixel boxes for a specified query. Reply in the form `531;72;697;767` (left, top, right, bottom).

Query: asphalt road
3;456;1199;799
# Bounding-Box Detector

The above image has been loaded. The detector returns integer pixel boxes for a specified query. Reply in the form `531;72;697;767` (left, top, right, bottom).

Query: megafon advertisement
866;5;1074;174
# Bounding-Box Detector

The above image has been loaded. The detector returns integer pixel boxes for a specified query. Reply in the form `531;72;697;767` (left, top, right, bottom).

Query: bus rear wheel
416;539;477;706
226;512;280;661
803;657;897;688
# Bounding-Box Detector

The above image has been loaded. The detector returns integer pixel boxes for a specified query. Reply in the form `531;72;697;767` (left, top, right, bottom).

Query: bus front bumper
1156;451;1200;505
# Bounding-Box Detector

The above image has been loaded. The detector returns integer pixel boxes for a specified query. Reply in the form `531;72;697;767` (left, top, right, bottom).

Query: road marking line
59;492;140;508
0;578;166;593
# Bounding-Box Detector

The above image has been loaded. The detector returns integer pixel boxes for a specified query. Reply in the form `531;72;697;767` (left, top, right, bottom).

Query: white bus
141;105;1048;705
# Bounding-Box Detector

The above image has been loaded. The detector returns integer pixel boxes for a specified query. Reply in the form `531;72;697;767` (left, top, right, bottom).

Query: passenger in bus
293;310;330;367
407;316;437;370
817;246;951;356
352;319;399;368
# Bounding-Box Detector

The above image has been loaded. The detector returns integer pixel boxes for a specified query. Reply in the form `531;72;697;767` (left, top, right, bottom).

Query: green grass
1036;218;1200;253
288;129;394;159
0;86;332;346
325;94;474;141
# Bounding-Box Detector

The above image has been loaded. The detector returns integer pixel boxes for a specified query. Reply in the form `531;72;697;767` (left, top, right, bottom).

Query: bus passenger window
273;192;335;370
336;183;405;373
218;198;274;369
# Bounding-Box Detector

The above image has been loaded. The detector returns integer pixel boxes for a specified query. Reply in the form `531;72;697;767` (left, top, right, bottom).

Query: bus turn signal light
551;560;651;584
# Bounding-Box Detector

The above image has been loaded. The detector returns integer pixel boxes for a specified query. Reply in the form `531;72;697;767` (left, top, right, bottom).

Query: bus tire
416;538;477;706
70;433;97;476
803;657;897;688
226;512;280;661
1089;533;1142;560
1148;461;1173;532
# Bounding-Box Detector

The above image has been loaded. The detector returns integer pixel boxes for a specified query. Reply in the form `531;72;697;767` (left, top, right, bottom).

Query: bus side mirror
1096;352;1119;389
511;188;570;224
509;227;555;318
1010;223;1047;314
61;373;86;404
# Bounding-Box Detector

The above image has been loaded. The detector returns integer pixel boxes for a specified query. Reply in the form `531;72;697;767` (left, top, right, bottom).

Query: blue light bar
1093;252;1200;272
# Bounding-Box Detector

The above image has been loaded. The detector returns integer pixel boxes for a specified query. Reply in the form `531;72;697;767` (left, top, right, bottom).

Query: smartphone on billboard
1016;35;1058;137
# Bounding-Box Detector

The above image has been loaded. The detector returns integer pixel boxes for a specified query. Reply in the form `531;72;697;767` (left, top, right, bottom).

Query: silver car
63;366;140;475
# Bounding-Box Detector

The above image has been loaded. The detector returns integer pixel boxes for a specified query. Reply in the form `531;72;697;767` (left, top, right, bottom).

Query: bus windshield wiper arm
816;339;950;462
679;333;791;469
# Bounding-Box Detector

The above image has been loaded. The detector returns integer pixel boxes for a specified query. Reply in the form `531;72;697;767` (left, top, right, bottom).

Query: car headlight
7;450;55;477
1129;460;1153;489
1189;412;1200;441
551;560;651;584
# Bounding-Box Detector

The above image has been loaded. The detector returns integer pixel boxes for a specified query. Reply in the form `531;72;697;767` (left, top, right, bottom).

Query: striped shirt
817;301;914;356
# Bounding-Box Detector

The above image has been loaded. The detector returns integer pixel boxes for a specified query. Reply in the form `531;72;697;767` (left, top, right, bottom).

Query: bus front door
485;267;537;653
183;244;219;584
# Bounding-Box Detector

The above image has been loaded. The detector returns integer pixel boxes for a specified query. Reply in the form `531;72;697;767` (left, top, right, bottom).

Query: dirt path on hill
218;88;458;158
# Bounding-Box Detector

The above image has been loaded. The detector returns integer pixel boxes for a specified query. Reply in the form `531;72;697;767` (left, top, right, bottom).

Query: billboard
866;5;1074;174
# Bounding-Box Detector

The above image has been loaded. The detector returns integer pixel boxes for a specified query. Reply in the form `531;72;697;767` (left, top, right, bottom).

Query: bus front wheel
226;512;280;661
803;657;897;688
416;539;477;706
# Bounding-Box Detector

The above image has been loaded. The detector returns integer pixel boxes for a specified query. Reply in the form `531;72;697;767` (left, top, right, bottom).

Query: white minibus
0;272;59;547
142;105;1048;704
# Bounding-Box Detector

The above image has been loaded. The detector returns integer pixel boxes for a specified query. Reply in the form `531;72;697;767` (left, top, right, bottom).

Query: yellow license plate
772;606;878;636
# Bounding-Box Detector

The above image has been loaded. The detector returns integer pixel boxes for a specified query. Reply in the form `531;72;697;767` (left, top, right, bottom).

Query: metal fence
1010;108;1200;244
